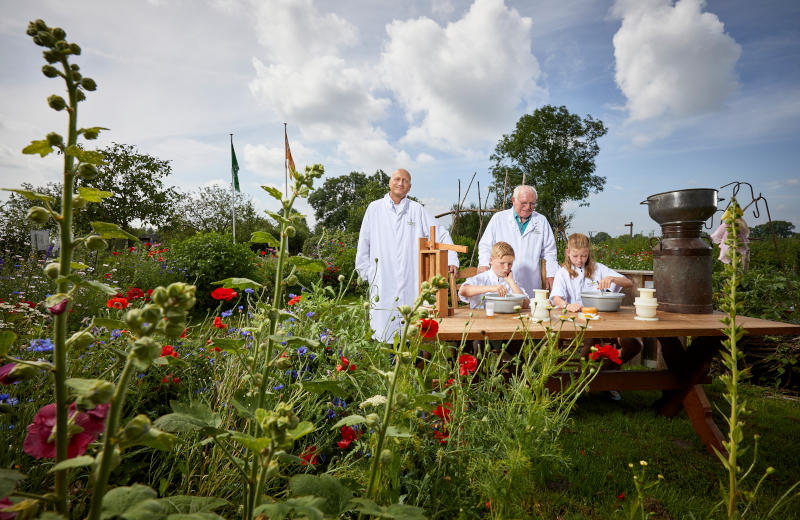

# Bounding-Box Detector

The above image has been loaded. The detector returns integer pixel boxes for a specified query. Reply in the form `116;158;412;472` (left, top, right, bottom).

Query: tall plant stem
725;219;740;518
87;360;136;520
53;56;80;516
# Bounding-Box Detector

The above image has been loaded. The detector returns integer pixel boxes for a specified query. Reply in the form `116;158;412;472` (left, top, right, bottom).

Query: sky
1;0;799;237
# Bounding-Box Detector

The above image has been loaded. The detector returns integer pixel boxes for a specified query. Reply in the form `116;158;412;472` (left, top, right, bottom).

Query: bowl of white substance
483;293;527;313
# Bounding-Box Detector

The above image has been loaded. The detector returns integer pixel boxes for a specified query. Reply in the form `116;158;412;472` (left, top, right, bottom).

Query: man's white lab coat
356;193;458;341
477;209;559;296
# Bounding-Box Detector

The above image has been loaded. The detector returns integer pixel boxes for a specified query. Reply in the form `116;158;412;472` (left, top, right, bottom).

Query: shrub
171;232;258;310
303;228;359;289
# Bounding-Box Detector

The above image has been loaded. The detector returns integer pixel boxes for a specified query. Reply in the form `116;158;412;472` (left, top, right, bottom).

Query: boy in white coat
356;169;458;342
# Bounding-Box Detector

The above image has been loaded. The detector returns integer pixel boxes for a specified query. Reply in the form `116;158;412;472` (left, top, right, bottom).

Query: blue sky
1;0;798;236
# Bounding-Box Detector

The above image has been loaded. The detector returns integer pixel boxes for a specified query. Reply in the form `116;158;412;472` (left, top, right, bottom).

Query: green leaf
265;335;320;348
55;274;84;285
331;415;366;429
155;496;229;515
78;127;110;140
385;426;413;438
22;139;54;157
261;185;283;201
301;380;348;399
79;279;118;296
92;318;126;330
252;497;325;520
71;262;90;269
1;188;55;202
208;338;247;354
165;514;226;520
348;498;427;520
153;401;223;436
288;421;316;441
153;356;190;368
100;484;162;520
251;231;280;248
290;474;353;517
211;277;263;291
266;211;292;226
410;393;447;407
274;451;311;466
78;187;114;202
66;378;107;394
0;332;17;357
288;256;327;273
231;389;258;420
229;432;271;452
45;293;69;310
39;513;68;520
48;455;95;473
66;145;107;165
0;469;26;499
91;221;138;240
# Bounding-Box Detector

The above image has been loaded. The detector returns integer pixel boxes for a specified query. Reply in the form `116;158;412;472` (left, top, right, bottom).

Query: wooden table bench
435;307;800;455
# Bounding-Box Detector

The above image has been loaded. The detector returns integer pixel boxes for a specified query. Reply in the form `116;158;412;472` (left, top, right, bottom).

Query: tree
0;182;62;250
591;231;612;244
309;170;389;231
489;105;608;230
750;220;795;239
76;143;179;232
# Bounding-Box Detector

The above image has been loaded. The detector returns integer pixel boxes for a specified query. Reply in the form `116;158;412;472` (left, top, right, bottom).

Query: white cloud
431;0;455;16
243;141;318;180
786;179;799;186
204;179;228;188
416;153;435;164
381;0;544;151
611;0;742;122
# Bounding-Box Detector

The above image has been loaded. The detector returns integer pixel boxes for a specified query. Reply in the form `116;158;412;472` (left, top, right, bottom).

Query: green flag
231;138;240;192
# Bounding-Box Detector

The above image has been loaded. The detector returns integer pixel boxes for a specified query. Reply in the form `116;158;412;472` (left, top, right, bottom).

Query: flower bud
162;320;187;338
76;89;86;102
285;226;296;237
81;77;97;91
72;196;88;209
264;460;280;479
150;287;168;305
274;357;292;370
338;274;345;282
365;413;381;428
27;206;51;225
66;331;95;352
395;393;409;407
72;71;83;81
2;363;41;384
43;49;61;64
130;337;161;369
123;414;151;441
44;262;60;279
766;467;776;475
26;26;39;37
82;128;100;140
85;235;108;251
86;380;115;405
70;43;81;55
47;296;69;315
286;275;298;286
0;403;12;414
53;27;66;40
407;325;419;338
45;132;64;148
77;163;100;180
399;352;413;365
47;94;66;111
37;31;55;47
42;65;58;78
363;302;370;309
380;449;393;466
419;307;429;319
34;20;48;32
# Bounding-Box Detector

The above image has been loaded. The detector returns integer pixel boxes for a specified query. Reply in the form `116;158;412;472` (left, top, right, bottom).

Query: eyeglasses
516;202;536;208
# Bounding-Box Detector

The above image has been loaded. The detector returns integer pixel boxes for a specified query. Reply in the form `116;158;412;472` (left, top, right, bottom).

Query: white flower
359;395;388;409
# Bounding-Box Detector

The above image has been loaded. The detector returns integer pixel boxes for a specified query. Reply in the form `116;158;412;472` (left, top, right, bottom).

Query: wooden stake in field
418;226;467;317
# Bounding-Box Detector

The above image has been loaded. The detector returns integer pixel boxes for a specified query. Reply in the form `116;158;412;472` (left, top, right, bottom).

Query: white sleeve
477;216;495;268
355;205;374;282
598;263;626;293
549;269;570;304
458;274;481;304
541;220;559;278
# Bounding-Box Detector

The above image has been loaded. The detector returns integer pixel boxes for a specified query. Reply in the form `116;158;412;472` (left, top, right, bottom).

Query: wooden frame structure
419;225;468;317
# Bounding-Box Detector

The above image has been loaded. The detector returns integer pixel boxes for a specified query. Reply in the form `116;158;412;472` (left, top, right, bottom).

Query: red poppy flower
260;250;266;256
419;318;438;338
288;295;302;306
180;329;187;339
172;377;181;385
129;247;136;252
590;344;622;365
617;492;625;500
162;248;169;252
106;297;128;310
214;317;227;329
161;345;178;358
300;446;319;465
458;354;478;376
337;426;360;449
211;288;238;301
162;376;170;384
432;403;452;423
146;289;153;301
145;242;152;246
23;402;109;459
434;430;449;444
336;356;356;372
126;287;145;300
112;251;119;256
210;346;221;353
104;273;112;279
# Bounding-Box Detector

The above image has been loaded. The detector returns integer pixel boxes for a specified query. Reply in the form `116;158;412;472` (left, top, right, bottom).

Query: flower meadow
1;18;797;520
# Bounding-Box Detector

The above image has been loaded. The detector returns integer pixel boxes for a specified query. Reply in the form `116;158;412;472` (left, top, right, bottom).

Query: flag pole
284;123;288;198
230;133;236;244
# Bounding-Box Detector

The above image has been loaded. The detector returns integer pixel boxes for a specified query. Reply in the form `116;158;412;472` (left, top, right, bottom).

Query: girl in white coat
551;233;642;399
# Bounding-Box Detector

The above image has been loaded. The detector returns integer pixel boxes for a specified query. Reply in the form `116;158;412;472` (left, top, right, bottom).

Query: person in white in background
477;185;559;294
356;169;459;342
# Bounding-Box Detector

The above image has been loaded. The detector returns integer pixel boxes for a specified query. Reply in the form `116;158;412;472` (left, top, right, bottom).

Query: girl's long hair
563;233;595;280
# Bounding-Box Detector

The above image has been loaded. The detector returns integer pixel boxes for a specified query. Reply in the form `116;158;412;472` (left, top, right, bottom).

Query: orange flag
285;127;296;179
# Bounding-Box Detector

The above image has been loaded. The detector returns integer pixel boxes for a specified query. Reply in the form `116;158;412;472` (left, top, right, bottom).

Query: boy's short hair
490;241;515;259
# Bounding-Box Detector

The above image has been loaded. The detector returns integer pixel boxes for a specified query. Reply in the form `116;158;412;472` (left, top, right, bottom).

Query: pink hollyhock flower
0;363;17;385
23;402;110;459
0;497;16;520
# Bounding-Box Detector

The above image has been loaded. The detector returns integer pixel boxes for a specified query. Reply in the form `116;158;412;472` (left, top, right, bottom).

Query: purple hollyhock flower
23;402;109;459
47;297;69;315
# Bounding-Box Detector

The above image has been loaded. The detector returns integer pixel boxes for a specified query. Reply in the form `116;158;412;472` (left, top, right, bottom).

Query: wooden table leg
682;384;727;457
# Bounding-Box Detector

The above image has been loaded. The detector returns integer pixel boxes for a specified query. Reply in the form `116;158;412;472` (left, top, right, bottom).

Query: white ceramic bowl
483;293;527;313
634;302;658;318
580;291;625;312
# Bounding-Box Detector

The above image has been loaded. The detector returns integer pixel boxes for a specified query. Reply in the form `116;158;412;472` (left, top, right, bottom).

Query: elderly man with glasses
477;185;558;294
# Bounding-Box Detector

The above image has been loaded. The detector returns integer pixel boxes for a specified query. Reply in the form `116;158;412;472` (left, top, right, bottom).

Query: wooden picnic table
436;307;800;455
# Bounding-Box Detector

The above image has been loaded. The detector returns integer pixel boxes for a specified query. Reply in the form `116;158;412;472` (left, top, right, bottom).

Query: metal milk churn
642;189;718;314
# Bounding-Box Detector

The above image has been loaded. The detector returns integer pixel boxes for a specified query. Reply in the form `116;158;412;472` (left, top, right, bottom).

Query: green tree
0;182;62;250
76;142;179;232
750;220;795;239
489;105;608;229
308;170;388;231
591;231;612;243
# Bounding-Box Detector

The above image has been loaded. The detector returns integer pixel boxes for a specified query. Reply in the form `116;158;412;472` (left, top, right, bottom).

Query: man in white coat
356;169;459;342
477;185;558;294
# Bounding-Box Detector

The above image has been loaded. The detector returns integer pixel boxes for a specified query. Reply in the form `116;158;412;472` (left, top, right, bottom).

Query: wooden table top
435;306;800;340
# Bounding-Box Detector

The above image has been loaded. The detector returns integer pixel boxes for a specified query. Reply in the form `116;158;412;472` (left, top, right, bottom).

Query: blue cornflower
287;369;298;379
306;311;315;318
273;384;284;391
332;397;347;408
297;346;308;356
222;310;233;318
241;330;251;337
5;397;18;406
111;329;122;340
0;393;9;400
137;374;146;379
288;293;297;299
245;288;254;294
29;338;54;352
326;409;337;419
308;353;317;361
238;306;243;311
